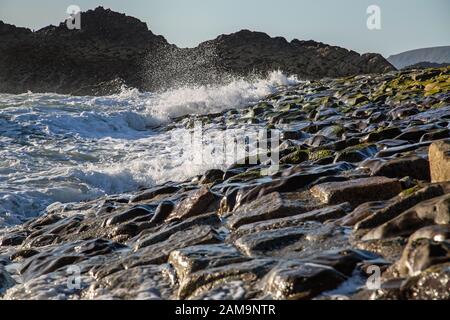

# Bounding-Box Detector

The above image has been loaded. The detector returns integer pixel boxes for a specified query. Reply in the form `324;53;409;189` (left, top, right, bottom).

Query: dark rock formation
0;7;395;95
198;30;394;78
0;7;169;95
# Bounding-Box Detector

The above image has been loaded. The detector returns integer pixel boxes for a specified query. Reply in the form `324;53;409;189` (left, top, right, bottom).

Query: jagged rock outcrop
198;30;394;78
0;7;170;95
0;7;395;95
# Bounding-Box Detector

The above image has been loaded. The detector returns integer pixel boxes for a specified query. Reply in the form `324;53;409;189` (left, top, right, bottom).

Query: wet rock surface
310;176;402;207
0;67;449;300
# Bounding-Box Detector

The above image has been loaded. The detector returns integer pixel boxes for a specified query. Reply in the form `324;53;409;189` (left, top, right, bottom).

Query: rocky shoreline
1;67;450;300
0;7;395;95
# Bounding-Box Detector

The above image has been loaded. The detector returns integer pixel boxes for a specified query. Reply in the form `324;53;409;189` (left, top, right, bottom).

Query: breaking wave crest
0;71;299;226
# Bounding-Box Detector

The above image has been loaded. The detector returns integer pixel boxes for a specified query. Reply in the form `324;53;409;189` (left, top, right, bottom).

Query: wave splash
146;70;299;121
0;71;299;226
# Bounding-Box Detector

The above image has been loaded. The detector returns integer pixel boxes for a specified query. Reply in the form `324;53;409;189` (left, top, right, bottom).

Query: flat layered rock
368;155;430;181
3;269;92;299
95;225;224;277
177;258;277;299
86;264;176;300
429;139;450;182
105;205;154;226
227;191;322;230
132;225;222;261
336;201;387;227
189;280;253;300
129;185;180;203
133;212;220;249
235;162;355;206
169;244;249;281
352;236;407;264
232;204;350;239
362;193;450;241
19;239;126;281
234;224;348;258
376;142;431;158
0;231;27;246
310;176;402;207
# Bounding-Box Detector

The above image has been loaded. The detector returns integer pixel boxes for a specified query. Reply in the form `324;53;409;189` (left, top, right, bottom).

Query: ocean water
0;71;299;227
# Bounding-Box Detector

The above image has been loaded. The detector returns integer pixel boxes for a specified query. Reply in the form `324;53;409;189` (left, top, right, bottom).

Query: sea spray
0;71;299;226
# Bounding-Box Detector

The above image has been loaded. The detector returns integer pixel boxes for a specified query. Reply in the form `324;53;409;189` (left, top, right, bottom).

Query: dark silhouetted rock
0;8;395;95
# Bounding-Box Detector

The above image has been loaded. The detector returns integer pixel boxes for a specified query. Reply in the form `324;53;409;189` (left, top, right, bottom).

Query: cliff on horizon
0;7;396;95
387;46;450;69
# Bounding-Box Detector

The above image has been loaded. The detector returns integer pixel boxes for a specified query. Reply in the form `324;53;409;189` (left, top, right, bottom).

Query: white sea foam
0;71;299;227
146;70;299;121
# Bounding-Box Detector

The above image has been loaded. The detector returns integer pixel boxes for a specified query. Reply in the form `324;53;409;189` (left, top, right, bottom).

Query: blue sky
0;0;448;57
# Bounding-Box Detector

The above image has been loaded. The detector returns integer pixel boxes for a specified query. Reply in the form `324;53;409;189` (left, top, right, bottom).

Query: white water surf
0;71;299;226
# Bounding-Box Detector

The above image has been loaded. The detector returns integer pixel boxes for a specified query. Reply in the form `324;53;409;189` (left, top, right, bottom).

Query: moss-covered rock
280;149;309;164
309;149;333;161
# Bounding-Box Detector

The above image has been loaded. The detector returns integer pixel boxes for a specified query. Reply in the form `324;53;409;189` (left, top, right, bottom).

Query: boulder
264;260;346;299
354;184;445;231
429;139;450;182
401;262;450;299
396;226;450;277
166;187;219;222
362;193;450;240
200;169;224;184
